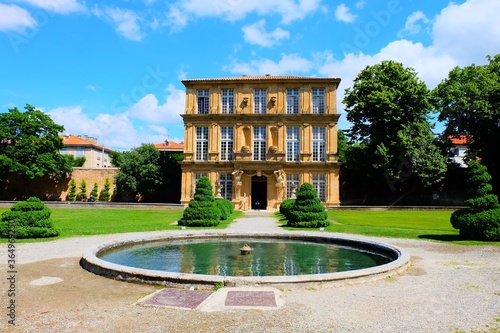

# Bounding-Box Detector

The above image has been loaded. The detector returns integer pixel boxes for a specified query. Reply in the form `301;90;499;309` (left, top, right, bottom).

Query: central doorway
251;176;267;210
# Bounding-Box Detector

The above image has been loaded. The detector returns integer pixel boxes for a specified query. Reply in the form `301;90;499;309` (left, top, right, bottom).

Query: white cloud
0;4;37;32
225;53;314;75
398;11;430;37
242;20;290;47
92;6;144;41
47;105;174;150
432;0;500;65
164;0;321;31
10;0;86;14
127;84;185;124
355;1;366;9
86;85;97;91
335;4;356;23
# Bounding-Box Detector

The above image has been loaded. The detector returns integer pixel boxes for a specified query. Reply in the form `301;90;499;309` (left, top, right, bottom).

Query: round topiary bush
451;208;500;241
287;183;329;228
451;161;500;241
215;199;234;220
279;198;295;220
179;177;221;227
0;197;59;239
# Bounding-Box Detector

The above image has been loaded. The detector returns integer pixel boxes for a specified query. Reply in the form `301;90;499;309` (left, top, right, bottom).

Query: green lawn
0;208;243;243
279;210;499;245
1;206;498;245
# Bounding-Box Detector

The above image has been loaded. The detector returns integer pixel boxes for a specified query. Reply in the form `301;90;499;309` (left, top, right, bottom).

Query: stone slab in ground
141;289;212;309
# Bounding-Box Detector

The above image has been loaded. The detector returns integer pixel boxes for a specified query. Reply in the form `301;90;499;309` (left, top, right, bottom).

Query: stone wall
0;168;119;201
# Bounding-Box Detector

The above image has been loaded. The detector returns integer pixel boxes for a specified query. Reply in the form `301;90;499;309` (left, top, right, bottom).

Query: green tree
337;129;348;163
71;156;86;167
102;177;111;201
79;179;88;200
67;179;77;201
287;183;329;228
112;144;162;201
0;104;73;197
178;176;220;227
433;54;500;190
343;60;447;191
91;182;99;200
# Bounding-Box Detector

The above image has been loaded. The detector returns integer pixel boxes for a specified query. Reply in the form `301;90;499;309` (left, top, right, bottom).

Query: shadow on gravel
418;234;463;242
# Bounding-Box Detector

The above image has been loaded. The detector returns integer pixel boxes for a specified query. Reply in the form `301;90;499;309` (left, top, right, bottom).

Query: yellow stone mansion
180;75;341;210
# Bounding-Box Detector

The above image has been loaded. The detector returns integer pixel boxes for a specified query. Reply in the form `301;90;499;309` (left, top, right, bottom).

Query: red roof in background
154;140;184;151
60;134;113;152
450;135;468;145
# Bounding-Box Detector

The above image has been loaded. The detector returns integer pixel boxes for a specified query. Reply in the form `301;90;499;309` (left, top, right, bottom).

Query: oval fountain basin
81;233;410;286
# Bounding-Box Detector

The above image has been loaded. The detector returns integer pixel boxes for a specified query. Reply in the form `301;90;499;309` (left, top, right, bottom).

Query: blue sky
1;0;500;150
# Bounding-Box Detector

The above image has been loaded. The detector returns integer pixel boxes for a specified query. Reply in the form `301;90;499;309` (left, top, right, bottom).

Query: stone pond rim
80;232;411;286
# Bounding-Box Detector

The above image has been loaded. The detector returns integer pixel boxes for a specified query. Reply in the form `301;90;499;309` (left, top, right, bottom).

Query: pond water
99;238;392;277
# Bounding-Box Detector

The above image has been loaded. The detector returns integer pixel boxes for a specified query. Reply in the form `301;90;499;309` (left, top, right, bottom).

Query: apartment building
180;75;341;210
60;134;113;168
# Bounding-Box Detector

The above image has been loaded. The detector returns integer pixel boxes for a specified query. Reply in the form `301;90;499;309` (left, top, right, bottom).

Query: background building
180;75;341;210
60;134;113;168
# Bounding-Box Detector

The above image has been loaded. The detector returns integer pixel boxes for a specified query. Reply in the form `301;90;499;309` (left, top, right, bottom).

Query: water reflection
100;238;391;277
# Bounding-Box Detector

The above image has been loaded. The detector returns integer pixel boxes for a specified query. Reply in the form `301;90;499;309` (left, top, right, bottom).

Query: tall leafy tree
112;144;162;201
433;54;500;189
0;104;72;196
343;60;447;191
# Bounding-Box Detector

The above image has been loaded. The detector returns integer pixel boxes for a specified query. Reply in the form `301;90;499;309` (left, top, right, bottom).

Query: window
286;89;300;114
104;153;108;162
312;174;326;202
97;151;102;160
253;126;266;161
76;149;84;157
286;127;300;162
312;127;326;162
254;89;267;114
197;90;210;114
195;127;209;161
60;148;67;155
312;88;325;114
286;174;300;199
219;173;233;200
220;126;234;161
221;89;234;114
195;173;207;182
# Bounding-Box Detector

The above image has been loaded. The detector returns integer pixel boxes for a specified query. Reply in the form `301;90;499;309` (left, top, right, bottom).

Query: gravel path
1;210;499;333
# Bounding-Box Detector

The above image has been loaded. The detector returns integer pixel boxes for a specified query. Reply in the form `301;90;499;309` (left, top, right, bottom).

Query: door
251;176;267;210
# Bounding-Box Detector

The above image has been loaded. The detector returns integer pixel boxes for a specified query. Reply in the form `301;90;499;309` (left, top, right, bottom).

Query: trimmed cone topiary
450;160;500;241
287;183;329;228
179;177;221;227
0;197;59;238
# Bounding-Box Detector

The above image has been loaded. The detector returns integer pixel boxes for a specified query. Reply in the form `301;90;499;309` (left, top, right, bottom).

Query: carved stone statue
232;168;244;198
274;169;286;201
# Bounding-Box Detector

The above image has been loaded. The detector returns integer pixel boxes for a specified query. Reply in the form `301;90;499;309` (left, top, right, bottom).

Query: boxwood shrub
0;197;59;238
450;161;500;241
451;208;500;241
279;198;295;220
215;198;234;220
287;183;329;228
179;177;221;227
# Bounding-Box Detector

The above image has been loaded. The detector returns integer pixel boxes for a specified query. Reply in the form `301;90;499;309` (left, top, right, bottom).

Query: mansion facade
180;75;341;210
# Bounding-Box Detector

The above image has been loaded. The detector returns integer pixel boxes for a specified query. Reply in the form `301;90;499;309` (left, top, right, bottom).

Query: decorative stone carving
232;168;244;199
274;169;286;201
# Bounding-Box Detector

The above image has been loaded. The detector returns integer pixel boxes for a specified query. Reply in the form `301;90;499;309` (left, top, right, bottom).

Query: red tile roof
154;140;184;151
182;75;341;84
60;134;113;152
450;135;468;145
